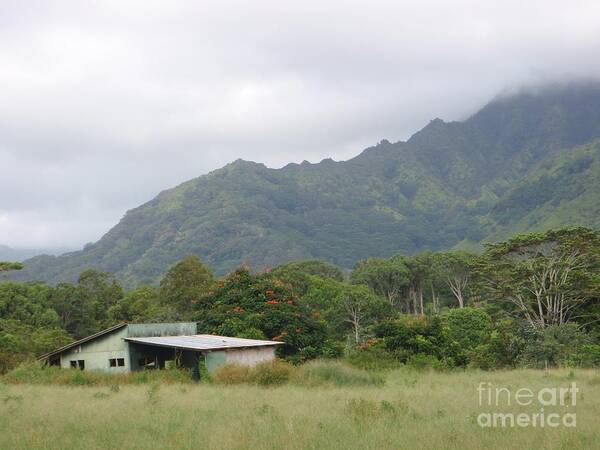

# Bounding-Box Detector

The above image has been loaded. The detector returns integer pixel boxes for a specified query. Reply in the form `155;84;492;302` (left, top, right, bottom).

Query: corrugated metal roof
124;334;284;351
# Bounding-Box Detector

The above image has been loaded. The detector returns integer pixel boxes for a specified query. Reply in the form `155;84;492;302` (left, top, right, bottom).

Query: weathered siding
54;322;277;377
59;323;197;373
205;347;276;373
60;326;130;373
205;352;227;373
225;347;276;366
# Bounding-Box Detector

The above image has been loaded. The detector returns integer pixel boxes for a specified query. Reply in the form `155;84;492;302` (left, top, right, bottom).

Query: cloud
1;0;600;249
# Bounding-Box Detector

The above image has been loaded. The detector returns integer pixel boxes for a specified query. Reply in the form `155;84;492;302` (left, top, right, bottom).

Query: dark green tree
351;256;410;308
0;262;23;272
272;260;344;282
57;270;125;339
302;276;390;343
159;255;214;318
109;285;173;323
195;267;328;361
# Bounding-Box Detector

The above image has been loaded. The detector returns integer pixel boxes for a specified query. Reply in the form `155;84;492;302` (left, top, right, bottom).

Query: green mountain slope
486;139;600;240
8;82;600;286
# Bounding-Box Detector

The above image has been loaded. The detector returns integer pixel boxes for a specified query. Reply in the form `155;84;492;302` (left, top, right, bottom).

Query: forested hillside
7;82;600;286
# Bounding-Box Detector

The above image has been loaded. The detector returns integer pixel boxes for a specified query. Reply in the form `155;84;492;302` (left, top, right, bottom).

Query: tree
0;320;71;373
432;252;475;308
520;324;592;368
351;256;410;308
194;267;328;360
0;262;23;272
303;276;389;343
270;260;345;297
109;286;172;323
0;282;60;327
338;285;389;344
442;307;492;365
405;252;436;315
48;282;79;333
159;255;214;318
0;280;72;372
78;269;123;334
474;227;600;329
51;270;124;339
272;260;344;282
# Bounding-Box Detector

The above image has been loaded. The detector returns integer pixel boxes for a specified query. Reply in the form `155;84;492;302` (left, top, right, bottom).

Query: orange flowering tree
194;267;328;361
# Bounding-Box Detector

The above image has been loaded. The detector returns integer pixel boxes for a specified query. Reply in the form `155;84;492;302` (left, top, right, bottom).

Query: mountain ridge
7;81;600;286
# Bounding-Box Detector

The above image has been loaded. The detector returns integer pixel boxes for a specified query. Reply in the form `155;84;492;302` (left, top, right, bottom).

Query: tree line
1;226;599;372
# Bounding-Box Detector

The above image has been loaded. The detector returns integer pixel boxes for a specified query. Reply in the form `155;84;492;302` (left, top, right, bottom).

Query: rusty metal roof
124;334;284;351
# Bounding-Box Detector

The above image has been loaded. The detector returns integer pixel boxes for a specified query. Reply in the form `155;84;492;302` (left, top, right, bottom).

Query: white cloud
1;0;600;249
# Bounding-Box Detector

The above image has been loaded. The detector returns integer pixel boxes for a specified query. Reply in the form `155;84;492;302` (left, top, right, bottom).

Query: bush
211;364;252;385
442;308;492;366
406;354;444;371
346;347;402;371
373;316;445;363
574;344;600;367
212;360;294;386
295;360;385;387
520;324;591;368
466;344;497;370
251;360;294;386
320;340;344;359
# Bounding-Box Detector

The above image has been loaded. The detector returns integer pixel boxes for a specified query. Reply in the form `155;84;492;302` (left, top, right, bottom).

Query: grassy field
1;367;599;450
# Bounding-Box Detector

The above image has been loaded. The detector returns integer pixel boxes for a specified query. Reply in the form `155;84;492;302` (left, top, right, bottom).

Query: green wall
205;351;227;374
60;326;130;373
59;323;197;373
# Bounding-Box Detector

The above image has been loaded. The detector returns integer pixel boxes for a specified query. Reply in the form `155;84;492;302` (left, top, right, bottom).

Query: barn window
71;360;84;370
110;358;126;367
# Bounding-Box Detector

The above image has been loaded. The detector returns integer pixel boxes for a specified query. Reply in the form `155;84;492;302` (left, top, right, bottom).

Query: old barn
39;322;283;379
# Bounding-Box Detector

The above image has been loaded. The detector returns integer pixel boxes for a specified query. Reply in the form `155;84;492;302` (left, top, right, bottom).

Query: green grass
294;360;385;387
1;367;599;449
2;362;194;386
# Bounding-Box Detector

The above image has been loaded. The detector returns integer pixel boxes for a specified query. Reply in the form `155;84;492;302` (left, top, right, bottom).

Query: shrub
442;308;492;366
295;360;385;387
346;347;402;371
520;324;591;368
406;354;443;371
373;316;445;363
251;360;294;386
477;319;528;369
466;344;497;370
212;360;293;386
574;344;600;367
320;340;344;359
211;364;252;385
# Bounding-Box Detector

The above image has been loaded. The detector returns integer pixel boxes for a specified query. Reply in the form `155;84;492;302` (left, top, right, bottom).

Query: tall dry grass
0;367;599;449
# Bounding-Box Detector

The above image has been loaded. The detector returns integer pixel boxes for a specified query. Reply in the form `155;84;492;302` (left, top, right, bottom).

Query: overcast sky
1;0;600;251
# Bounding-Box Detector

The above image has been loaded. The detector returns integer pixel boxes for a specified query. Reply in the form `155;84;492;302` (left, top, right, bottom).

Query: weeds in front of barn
1;367;598;450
